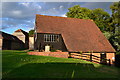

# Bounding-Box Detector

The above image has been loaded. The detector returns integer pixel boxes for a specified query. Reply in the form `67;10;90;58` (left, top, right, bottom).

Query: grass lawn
2;50;120;79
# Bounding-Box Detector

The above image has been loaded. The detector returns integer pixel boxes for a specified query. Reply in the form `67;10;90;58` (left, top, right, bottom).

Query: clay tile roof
35;14;116;53
15;29;22;32
15;29;28;36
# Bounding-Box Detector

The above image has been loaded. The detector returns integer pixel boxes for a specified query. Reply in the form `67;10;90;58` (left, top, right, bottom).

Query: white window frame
44;34;59;42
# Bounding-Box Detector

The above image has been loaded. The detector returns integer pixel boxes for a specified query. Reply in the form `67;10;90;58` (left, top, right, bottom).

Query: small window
44;34;59;42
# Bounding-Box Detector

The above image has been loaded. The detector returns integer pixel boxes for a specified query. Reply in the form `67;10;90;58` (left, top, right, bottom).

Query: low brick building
34;14;116;64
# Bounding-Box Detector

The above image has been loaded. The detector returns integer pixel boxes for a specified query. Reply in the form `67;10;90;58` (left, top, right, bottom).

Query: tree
91;8;111;32
110;2;120;29
29;29;35;36
66;5;111;32
109;2;120;54
66;5;92;19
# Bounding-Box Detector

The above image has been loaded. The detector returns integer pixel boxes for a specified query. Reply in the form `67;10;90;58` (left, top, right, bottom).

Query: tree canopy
66;5;91;19
29;29;35;36
109;2;120;54
66;5;111;32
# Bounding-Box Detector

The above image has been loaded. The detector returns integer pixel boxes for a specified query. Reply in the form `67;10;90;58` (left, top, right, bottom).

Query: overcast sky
1;2;114;34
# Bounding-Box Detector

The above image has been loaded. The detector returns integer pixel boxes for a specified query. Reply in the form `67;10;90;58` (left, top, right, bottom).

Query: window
44;34;59;42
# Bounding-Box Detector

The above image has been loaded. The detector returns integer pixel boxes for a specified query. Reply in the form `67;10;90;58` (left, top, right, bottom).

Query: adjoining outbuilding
34;14;116;64
0;31;24;50
0;29;29;50
12;29;29;49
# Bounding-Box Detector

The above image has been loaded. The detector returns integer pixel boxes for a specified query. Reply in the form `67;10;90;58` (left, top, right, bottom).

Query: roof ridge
36;14;93;21
15;29;28;33
0;31;13;36
15;29;22;32
0;31;21;39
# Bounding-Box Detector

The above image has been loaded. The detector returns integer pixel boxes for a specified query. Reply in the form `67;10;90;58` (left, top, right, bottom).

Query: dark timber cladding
35;14;115;52
34;33;67;51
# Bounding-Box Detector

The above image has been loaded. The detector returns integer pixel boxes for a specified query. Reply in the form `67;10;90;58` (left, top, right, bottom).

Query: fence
69;53;111;66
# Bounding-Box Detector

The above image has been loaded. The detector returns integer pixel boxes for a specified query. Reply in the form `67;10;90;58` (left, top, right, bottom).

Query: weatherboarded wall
2;39;12;50
11;41;24;50
34;33;67;51
13;32;25;43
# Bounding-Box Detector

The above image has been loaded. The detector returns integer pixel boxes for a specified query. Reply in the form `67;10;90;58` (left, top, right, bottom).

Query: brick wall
106;53;115;64
70;52;115;64
28;52;115;64
28;52;69;58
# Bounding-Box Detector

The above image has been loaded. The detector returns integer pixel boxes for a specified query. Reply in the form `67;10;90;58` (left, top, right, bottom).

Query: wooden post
38;43;41;52
79;53;81;59
90;53;92;62
68;52;71;58
108;59;111;66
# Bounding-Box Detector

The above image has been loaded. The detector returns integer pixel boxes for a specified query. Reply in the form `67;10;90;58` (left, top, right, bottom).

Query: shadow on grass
2;62;119;80
2;50;26;54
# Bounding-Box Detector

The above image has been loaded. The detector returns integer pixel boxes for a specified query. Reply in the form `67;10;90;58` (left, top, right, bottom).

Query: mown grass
2;50;120;79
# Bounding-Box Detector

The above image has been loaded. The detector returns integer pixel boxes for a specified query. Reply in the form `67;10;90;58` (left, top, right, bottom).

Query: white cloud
80;2;112;14
2;2;43;19
61;14;67;17
38;6;42;9
59;5;63;9
2;2;67;31
1;0;120;2
25;27;34;32
19;2;30;7
53;8;56;10
81;2;112;10
1;2;112;32
12;10;22;15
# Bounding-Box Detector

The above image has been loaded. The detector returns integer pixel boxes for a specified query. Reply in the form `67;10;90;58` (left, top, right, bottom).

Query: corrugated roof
35;14;115;52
